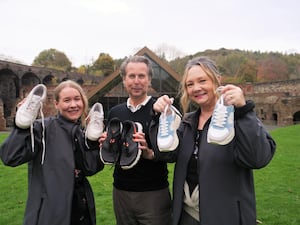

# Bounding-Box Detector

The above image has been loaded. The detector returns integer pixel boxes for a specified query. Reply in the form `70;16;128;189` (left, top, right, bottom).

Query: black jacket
150;101;276;225
0;115;104;225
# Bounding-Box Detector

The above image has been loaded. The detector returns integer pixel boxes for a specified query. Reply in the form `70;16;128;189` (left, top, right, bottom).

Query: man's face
123;62;151;101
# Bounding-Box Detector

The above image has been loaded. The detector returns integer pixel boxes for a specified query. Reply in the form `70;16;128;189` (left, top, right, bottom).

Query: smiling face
55;86;84;122
123;62;151;105
185;65;219;109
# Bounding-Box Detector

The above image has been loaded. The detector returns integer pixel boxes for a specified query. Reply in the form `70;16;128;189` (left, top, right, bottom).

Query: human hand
133;132;154;160
153;95;174;113
98;131;108;148
219;84;246;107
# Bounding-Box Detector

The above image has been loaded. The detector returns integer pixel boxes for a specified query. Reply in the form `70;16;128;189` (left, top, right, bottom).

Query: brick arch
42;74;56;85
21;72;41;86
293;111;300;124
0;68;19;126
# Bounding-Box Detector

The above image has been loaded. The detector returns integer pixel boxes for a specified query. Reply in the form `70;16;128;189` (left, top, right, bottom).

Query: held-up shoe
207;95;235;145
15;84;47;129
100;118;123;165
15;84;47;164
157;104;182;152
85;102;104;141
119;120;143;170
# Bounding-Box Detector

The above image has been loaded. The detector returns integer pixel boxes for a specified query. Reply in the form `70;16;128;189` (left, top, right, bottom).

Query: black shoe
119;120;143;170
100;117;122;164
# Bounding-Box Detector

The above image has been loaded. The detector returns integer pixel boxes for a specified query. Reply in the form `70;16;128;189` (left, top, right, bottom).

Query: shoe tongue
32;94;41;100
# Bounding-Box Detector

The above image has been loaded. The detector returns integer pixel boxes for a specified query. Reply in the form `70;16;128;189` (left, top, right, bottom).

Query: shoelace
89;111;103;127
159;105;182;137
212;95;228;128
26;95;42;112
29;101;46;164
159;105;173;137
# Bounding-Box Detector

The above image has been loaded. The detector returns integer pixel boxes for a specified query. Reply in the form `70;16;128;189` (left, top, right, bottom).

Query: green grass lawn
0;125;300;225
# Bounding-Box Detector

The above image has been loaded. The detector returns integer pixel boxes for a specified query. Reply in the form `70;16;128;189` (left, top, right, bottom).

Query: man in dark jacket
99;56;172;225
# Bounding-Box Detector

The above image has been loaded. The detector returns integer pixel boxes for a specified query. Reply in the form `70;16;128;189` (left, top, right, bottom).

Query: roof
87;46;181;101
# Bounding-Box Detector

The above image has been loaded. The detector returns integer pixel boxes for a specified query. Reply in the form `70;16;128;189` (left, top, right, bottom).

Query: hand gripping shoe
85;102;104;141
15;84;47;129
207;95;235;145
100;117;123;165
157;104;182;152
119;120;143;170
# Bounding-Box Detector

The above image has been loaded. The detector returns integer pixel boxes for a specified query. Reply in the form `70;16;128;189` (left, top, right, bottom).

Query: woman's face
55;87;84;122
185;65;218;108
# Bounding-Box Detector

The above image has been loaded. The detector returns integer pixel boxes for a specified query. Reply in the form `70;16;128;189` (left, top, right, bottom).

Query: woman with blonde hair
150;56;276;225
1;80;104;225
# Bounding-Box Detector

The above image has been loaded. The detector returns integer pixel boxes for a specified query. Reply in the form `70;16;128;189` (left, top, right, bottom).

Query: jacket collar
182;108;211;131
182;108;200;129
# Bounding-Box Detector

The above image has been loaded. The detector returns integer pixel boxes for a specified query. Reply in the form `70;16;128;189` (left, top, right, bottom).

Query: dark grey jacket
150;101;276;225
0;115;104;225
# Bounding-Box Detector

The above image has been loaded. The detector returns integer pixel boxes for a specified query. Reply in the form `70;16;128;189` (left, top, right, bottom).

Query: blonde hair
179;57;221;114
54;80;88;125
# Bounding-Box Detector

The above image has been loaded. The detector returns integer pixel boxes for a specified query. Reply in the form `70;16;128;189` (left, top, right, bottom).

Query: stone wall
0;60;300;130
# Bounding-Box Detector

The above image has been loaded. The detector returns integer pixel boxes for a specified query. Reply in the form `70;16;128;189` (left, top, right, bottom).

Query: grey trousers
113;187;172;225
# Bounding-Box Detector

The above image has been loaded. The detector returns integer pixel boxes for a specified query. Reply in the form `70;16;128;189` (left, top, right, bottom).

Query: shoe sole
207;128;235;145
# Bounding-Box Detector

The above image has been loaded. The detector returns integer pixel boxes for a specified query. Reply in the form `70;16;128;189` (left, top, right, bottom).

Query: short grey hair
120;55;153;78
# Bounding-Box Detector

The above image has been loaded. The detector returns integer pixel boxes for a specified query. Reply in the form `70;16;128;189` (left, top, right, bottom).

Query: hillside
168;48;300;83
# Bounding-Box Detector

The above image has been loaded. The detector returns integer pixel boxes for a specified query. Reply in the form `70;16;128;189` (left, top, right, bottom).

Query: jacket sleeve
75;128;104;176
233;101;276;169
0;122;43;167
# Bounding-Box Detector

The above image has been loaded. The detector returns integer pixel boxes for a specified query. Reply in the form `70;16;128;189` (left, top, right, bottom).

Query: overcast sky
0;0;299;66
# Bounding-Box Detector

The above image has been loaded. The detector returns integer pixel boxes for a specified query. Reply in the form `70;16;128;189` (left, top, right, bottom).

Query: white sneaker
157;105;182;152
15;84;47;129
207;95;235;145
85;102;104;141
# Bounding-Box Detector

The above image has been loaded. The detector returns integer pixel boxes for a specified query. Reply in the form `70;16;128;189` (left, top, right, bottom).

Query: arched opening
293;111;300;124
43;74;56;85
272;113;278;125
21;72;40;86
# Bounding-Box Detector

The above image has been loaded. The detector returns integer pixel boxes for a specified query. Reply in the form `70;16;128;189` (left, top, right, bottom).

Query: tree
91;53;115;76
32;49;72;71
155;43;185;61
236;59;258;82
